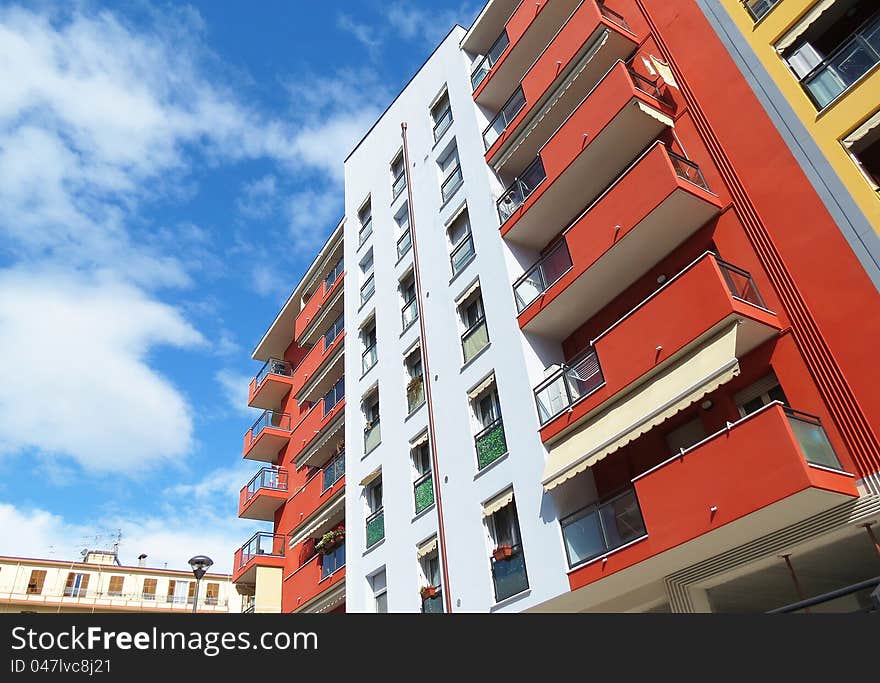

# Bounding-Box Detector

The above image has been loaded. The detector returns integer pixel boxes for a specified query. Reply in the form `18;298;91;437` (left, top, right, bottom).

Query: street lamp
188;555;213;615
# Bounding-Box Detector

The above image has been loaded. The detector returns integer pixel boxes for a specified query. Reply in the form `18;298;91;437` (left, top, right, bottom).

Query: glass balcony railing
801;13;880;110
247;410;292;445
786;407;844;471
535;349;605;425
628;68;665;101
413;472;434;514
560;489;646;568
366;509;385;548
239;532;285;568
358;218;373;247
407;375;426;414
450;234;475;275
433;108;453;141
742;0;780;22
483;86;526;149
421;589;444;613
362;343;378;375
320;542;346;580
475;416;507;470
360;274;375;307
254;358;294;390
401;296;419;330
397;229;412;261
364;419;381;454
718;258;765;308
497;157;546;223
392;171;407;200
245;468;287;502
441;165;464;203
668;150;710;190
462;317;489;364
490;543;529;602
471;30;510;90
322;452;345;492
513;241;573;312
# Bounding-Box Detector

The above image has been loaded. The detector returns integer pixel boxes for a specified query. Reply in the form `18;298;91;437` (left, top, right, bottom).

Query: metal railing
238;532;285;568
513;241;573;312
246;410;292;444
253;358;294;390
450;234;475;275
366;509;385;548
741;0;780;23
717;258;765;308
441;164;464;203
421;589;444;613
668;150;709;190
785;407;844;471
535;348;604;424
362;343;378;374
483;86;526;149
413;472;434;514
360;273;375;307
490;543;529;603
471;29;510;90
768;576;880;614
800;12;880;110
320;542;346;580
364;418;381;454
560;489;646;568
461;316;489;364
401;296;419;330
397;229;412;261
407;375;426;414
322;452;345;492
475;416;507;470
245;468;288;502
358;218;373;246
433;107;453;141
392;171;407;200
598;2;631;31
628;68;665;101
497;156;546;223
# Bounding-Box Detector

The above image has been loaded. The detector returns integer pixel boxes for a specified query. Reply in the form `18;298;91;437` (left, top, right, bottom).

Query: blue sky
0;0;479;572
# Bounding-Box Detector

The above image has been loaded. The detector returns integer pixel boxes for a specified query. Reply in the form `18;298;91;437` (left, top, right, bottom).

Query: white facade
343;26;570;613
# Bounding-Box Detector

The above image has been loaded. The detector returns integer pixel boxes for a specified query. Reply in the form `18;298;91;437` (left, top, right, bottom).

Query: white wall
343;26;570;612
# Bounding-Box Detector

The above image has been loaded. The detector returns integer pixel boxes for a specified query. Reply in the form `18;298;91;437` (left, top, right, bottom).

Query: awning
296;415;344;469
482;489;514;518
359;468;381;487
775;0;835;53
843;111;880;149
457;278;481;305
297;346;344;402
636;101;674;127
410;430;430;449
288;496;344;548
416;537;438;559
542;324;741;492
468;374;496;400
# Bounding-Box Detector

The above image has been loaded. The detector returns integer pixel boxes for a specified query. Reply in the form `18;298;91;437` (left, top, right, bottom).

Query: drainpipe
401;122;454;614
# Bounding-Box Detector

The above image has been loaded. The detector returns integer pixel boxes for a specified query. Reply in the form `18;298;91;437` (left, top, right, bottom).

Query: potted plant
315;525;345;555
420;585;438;599
492;544;513;561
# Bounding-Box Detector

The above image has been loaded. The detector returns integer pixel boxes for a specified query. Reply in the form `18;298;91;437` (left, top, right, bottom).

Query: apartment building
235;0;880;613
0;551;238;613
233;222;346;614
704;0;880;286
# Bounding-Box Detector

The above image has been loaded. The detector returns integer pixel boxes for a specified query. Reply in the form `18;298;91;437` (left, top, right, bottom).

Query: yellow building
0;550;242;614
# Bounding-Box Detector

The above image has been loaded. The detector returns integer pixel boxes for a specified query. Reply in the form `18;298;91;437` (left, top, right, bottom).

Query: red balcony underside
283;556;346;614
519;143;722;340
248;373;296;411
242;428;290;464
232;549;285;586
238;486;287;522
564;404;857;607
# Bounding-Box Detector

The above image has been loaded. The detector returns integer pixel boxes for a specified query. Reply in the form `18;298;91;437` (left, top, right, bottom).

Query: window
743;0;780;22
358;199;373;247
412;440;434;514
323;376;345;416
363;391;381;454
395;204;412;261
431;91;453;141
360;250;375;306
107;576;124;597
370;570;388;613
485;496;528;602
471;377;507;470
438;144;463;203
484;86;526;148
205;582;220;606
365;475;385;548
325;257;344;290
735;373;789;418
361;320;378;375
419;547;443;613
844;111;880;189
400;273;418;331
391;151;406;200
448;209;475;276
324;312;344;350
405;346;425;414
142;578;157;601
26;570;46;595
167;580;194;604
459;286;488;363
64;573;89;598
664;416;707;455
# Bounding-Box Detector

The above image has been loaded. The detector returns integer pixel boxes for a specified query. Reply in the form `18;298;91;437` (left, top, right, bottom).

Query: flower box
420;585;438;599
492;544;514;561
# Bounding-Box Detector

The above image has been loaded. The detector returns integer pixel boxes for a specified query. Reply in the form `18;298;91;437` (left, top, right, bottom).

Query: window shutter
167;580;176;598
108;576;124;595
79;574;90;592
143;578;157;597
187;581;196;602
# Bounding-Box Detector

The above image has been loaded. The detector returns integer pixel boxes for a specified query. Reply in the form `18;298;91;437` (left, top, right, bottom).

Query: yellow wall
720;0;880;233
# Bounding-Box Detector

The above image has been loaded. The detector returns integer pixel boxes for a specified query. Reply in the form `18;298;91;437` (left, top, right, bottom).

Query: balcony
397;229;412;261
514;143;722;339
243;410;292;463
490;543;529;602
471;0;581;110
484;1;639;171
232;532;285;585
366;509;385;548
282;545;346;613
294;272;344;346
407;376;426;414
476;417;508;470
364;419;381;455
362;343;378;375
248;359;295;411
401;296;418;331
565;403;858;600
538;254;781;461
295;331;344;404
360;274;375;307
238;468;288;521
288;397;345;468
284;465;345;536
497;61;673;248
462;316;490;364
414;472;435;514
422;588;444;613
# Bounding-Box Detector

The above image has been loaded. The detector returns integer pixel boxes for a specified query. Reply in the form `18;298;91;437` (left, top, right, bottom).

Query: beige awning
843;111;880;149
410;430;430;449
296;415;344;468
482;489;514;518
775;0;835;53
542;324;741;491
416;537;438;559
359;468;381;487
288;496;344;548
636;101;674;127
468;373;496;400
456;278;481;305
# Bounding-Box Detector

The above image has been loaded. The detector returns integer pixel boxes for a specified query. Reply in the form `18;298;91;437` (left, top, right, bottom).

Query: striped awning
843;111;880;149
416;537;438;559
410;430;430;449
288;496;344;548
482;489;514;518
775;0;836;53
468;374;496;400
359;468;381;487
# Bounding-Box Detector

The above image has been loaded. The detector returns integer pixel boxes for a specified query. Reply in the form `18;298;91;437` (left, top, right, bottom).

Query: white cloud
215;369;260;417
383;2;481;45
0;267;203;474
236;174;278;219
287;187;344;251
337;13;381;53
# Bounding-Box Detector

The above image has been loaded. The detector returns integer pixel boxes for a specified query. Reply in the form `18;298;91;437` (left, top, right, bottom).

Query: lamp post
188;555;213;615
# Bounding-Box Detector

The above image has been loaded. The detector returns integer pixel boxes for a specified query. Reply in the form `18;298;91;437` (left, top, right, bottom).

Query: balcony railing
320;542;346;580
800;13;880;110
366;509;385;548
475;416;507;470
535;348;605;424
392;171;407;200
245;468;288;502
238;532;285;568
513;241;573;312
247;410;292;445
397;229;412;261
718;258;765;308
422;589;444;613
785;407;844;471
668;150;709;190
497;157;547;223
741;0;780;23
360;273;375;307
483;86;526;149
433;107;453;141
490;543;529;603
401;296;419;330
462;316;489;364
407;375;426;414
362;343;378;375
471;29;510;90
560;488;646;568
628;68;665;101
450;234;475;275
598;2;631;30
254;358;294;390
322;452;345;492
413;472;434;514
364;418;381;454
358;218;373;247
441;164;464;203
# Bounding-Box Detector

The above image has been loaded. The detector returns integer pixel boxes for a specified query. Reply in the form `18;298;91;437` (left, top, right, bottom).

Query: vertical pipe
860;523;880;559
401;122;454;614
781;554;810;614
